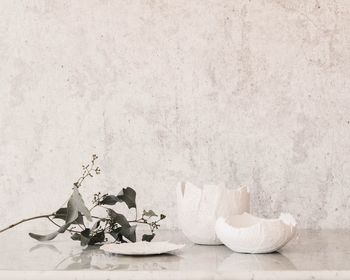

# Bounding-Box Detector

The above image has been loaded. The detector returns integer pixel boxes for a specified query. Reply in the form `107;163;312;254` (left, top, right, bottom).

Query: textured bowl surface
215;212;297;254
177;181;250;245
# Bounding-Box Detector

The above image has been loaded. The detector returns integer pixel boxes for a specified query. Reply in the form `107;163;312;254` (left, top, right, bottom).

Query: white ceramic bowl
215;212;296;253
177;181;250;245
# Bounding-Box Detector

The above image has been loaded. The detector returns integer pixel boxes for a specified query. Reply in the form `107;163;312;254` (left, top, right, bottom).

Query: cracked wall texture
1;0;350;231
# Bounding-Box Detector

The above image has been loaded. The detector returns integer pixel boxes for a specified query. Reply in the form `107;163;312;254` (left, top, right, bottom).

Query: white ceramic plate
101;241;185;256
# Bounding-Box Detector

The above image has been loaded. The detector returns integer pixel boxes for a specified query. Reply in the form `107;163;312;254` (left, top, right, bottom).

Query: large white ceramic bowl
176;181;250;245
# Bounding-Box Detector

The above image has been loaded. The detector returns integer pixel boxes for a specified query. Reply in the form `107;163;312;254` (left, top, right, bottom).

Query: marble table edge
1;270;350;280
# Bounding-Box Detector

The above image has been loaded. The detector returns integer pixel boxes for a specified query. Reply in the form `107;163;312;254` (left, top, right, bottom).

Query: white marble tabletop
0;229;350;279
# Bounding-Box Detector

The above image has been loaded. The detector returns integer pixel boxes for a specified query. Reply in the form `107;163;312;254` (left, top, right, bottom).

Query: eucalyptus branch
91;215;106;220
128;211;165;234
0;214;54;234
128;219;154;232
0;154;166;245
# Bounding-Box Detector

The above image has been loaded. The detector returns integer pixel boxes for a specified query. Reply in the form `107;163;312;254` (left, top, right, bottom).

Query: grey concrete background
1;0;350;230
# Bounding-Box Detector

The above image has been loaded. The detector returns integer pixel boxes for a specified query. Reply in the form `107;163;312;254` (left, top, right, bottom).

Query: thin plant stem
0;214;55;233
74;155;100;188
47;217;80;233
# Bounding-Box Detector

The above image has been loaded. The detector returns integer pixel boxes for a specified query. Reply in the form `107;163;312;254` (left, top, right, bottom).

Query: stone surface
1;1;350;230
1;229;350;279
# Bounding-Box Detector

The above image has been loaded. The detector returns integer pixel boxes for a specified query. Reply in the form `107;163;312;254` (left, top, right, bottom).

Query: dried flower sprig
74;154;100;188
0;155;166;246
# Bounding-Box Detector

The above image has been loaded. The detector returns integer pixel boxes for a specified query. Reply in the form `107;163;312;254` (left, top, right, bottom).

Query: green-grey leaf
29;223;70;242
67;187;92;223
142;233;155;242
80;229;91;246
53;208;68;220
117;187;136;209
107;209;130;228
143;210;157;218
100;195;121;205
71;232;81;241
119;225;136;242
53;208;84;225
78;229;105;246
88;231;105;245
30;187;91;242
110;228;123;242
29;231;60;242
91;220;100;232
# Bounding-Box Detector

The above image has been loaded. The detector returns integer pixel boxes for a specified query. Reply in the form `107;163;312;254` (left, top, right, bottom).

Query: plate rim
100;241;185;256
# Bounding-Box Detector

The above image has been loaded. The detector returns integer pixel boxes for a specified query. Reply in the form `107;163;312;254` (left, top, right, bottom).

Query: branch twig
0;214;54;234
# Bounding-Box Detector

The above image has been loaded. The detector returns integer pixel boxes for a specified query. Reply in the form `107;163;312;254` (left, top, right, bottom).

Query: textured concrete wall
1;0;350;231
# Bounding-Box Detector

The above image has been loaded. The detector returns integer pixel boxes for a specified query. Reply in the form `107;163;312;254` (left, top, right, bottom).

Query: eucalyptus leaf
53;208;68;220
65;200;78;225
110;228;124;243
67;187;92;223
71;232;81;241
143;210;157;218
107;209;130;228
117;187;136;209
119;225;136;242
100;195;121;205
29;231;61;242
91;220;100;232
142;233;155;242
78;228;105;246
88;231;105;245
80;229;91;246
53;208;84;225
30;188;91;242
29;223;70;242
